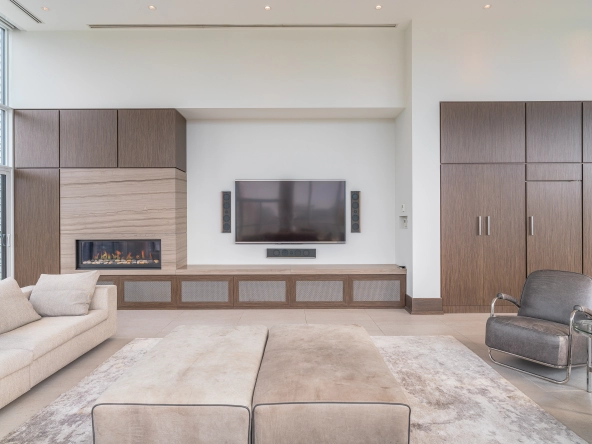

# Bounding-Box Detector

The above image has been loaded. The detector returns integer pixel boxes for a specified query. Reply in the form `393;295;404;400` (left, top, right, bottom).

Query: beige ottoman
252;324;410;444
92;325;268;444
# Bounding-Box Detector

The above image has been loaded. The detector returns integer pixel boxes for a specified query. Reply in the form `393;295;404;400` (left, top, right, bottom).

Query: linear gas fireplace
77;240;162;270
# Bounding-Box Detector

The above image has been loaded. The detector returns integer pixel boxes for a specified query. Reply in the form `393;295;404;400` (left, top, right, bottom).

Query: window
0;24;11;279
0;26;5;165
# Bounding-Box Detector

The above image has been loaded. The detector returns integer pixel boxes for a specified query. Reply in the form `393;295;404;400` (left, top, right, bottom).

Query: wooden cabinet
441;164;525;309
526;102;582;163
118;109;186;171
526;181;582;274
584;102;592;162
60;110;117;167
14;110;59;168
440;102;525;163
14;169;60;286
583;165;592;276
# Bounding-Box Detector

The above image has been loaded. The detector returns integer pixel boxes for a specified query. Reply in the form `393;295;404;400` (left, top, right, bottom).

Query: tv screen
235;180;346;243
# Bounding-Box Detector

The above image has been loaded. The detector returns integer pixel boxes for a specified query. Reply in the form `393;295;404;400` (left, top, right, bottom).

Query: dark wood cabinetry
526;181;582;274
60;110;117;167
14;169;60;286
441;164;525;310
584;102;592;162
526;102;582;163
14;110;59;168
582;165;592;277
440;102;525;163
118;109;186;171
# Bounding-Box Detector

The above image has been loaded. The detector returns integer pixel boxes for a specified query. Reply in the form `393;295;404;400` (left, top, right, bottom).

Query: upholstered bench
252;324;411;444
92;325;268;444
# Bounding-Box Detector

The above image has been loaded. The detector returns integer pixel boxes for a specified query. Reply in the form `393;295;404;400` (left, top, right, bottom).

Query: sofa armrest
90;285;117;311
21;285;35;300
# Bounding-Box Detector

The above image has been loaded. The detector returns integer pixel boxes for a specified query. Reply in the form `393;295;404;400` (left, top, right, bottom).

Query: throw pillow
29;271;100;317
0;277;41;334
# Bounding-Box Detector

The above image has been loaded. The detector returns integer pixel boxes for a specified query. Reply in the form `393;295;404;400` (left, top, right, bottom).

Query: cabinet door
14;169;60;286
526;102;582;163
60;110;117;167
441;165;484;308
527;181;582;274
118;109;186;171
584;102;592;162
481;165;526;305
583;165;592;276
441;102;525;163
14;110;59;168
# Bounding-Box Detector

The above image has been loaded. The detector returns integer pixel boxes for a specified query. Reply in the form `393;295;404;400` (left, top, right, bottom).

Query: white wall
409;18;592;298
186;119;397;264
9;28;405;109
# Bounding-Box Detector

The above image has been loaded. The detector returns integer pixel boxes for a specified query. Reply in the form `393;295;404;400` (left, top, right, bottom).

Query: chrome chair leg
488;348;572;385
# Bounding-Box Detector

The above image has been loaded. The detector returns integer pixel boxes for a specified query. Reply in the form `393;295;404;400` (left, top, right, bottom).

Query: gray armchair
486;270;592;384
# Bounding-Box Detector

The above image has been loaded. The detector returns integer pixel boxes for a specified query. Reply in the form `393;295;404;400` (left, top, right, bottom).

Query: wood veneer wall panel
527;181;582;274
526;102;582;162
14;110;59;168
118;109;186;170
60;110;117;167
441;102;525;163
585;102;592;162
15;169;60;286
526;163;582;181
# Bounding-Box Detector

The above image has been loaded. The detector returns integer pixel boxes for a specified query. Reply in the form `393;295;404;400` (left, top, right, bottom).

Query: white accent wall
186;119;397;264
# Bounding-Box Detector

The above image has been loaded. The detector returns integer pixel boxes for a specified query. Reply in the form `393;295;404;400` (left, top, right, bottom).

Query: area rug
0;336;586;444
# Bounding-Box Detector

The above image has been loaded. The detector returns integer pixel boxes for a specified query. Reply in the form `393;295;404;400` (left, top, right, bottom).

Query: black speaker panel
351;191;361;233
267;249;317;259
221;191;231;233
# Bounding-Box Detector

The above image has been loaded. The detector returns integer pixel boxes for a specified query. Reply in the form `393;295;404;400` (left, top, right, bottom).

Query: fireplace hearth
77;240;161;269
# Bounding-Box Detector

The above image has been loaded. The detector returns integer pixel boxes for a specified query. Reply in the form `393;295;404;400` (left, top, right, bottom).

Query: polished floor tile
0;309;590;442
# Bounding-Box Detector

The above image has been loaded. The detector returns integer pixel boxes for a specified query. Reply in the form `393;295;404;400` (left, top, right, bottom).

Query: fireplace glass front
77;240;161;269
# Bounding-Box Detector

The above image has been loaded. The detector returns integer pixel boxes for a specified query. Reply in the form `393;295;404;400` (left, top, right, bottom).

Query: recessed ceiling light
264;5;271;10
375;5;382;9
41;6;49;11
484;4;491;8
148;5;156;10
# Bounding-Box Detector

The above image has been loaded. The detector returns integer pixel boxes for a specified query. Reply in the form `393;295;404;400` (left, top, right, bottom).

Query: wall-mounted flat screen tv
235;180;346;244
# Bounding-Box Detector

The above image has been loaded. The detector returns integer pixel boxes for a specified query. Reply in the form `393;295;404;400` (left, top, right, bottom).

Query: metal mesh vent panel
353;280;400;302
97;281;115;286
296;281;343;302
181;281;229;303
238;281;286;303
124;281;171;303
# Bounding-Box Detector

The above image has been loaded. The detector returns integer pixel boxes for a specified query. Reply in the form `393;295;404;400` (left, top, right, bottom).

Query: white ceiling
1;0;592;31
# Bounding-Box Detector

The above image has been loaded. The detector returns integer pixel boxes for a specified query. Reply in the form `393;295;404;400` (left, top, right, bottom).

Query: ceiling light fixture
148;5;156;10
375;5;382;9
41;6;49;10
484;4;491;8
264;5;271;10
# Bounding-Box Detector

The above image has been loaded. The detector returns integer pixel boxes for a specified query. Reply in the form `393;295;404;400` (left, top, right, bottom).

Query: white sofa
0;284;117;409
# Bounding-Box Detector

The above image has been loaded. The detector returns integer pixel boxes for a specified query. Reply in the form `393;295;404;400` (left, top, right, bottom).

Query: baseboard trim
405;295;444;315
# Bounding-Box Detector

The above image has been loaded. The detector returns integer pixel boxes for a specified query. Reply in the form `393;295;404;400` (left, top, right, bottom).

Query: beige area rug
0;336;586;444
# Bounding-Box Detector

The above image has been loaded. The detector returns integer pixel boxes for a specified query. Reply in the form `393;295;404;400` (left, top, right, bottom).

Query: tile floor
1;309;591;442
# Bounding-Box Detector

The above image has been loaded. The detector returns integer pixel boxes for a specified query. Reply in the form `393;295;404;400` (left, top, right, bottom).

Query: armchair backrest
518;270;592;325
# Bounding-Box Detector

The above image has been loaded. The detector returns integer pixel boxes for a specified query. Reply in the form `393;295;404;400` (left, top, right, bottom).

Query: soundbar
267;248;317;259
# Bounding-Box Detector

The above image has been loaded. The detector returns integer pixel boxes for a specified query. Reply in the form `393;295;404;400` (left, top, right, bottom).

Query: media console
97;264;406;310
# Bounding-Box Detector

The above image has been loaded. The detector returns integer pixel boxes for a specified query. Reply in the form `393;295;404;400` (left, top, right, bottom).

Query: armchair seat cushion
486;316;588;366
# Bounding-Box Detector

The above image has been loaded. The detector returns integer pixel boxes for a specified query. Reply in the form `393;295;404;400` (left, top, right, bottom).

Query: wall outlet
401;204;406;213
399;216;408;229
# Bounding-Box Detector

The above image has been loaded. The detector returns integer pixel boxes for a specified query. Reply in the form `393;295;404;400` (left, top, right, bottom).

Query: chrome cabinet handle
486;216;491;236
529;216;534;236
478;216;482;236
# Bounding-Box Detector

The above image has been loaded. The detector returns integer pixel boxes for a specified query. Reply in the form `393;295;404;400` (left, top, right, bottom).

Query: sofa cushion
0;309;108;360
486;315;588;366
0;277;41;334
0;348;33;379
30;271;100;316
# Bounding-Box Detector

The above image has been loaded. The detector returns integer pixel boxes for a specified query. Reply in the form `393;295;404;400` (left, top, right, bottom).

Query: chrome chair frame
488;293;591;385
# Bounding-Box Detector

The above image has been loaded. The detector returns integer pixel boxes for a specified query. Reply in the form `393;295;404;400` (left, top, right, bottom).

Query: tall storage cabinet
441;164;525;311
441;101;586;313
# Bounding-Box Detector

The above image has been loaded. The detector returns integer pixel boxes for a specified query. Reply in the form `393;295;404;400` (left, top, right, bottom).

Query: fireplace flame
141;250;145;259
